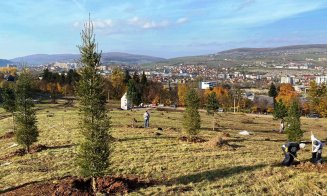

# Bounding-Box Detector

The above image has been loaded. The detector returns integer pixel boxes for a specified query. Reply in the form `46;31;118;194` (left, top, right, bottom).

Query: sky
1;0;327;59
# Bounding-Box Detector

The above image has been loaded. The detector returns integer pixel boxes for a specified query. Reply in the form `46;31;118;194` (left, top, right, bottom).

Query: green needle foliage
127;79;141;107
1;87;16;113
206;92;219;115
76;18;111;180
14;70;38;153
273;99;288;120
183;89;201;137
285;101;303;142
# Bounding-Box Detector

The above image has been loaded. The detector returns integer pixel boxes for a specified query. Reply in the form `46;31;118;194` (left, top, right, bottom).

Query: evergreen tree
206;92;219;115
1;87;16;130
273;99;288;119
285;101;303;141
141;71;147;86
76;18;111;190
14;70;38;153
42;68;52;82
183;89;201;137
268;83;278;106
1;87;16;113
127;79;141;107
123;69;131;84
132;71;140;83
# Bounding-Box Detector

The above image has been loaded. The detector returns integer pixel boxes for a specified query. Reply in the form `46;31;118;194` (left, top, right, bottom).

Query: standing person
311;132;323;164
144;110;150;128
281;142;305;166
279;119;285;133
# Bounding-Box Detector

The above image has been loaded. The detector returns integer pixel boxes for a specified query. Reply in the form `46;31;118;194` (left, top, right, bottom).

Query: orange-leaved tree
276;83;298;107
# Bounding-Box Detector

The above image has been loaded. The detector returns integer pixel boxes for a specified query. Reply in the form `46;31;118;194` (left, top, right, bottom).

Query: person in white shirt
143;110;150;128
311;132;323;164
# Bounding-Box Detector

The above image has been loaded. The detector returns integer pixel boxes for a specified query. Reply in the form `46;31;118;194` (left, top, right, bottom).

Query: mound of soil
293;162;327;172
222;132;231;137
4;176;156;195
11;144;47;157
179;136;207;143
0;131;14;140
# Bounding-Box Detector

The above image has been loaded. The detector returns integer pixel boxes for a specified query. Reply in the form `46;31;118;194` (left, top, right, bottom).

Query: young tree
183;89;201;137
206;91;219;131
123;69;131;84
127;79;141;107
76;18;111;192
285;101;303;141
14;70;38;153
273;99;288;120
1;87;16;130
206;92;219;115
268;83;278;106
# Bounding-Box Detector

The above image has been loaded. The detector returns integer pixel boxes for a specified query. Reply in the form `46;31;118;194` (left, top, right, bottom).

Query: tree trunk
12;113;15;131
92;176;97;193
26;145;30;154
212;113;215;131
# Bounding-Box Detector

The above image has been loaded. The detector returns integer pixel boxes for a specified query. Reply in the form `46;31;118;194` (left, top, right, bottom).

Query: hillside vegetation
0;100;327;195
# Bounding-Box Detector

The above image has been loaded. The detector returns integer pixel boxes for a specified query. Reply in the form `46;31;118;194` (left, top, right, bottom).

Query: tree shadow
46;144;76;150
168;164;266;185
118;136;176;142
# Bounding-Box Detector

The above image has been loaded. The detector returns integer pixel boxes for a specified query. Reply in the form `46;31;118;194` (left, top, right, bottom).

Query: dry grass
0;100;327;195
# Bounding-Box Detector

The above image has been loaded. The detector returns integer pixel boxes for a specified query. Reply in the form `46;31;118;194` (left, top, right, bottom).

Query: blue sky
1;0;327;59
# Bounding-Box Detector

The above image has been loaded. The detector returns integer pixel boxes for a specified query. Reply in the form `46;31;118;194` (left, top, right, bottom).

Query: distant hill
10;52;165;65
217;44;327;57
0;59;13;66
155;44;327;67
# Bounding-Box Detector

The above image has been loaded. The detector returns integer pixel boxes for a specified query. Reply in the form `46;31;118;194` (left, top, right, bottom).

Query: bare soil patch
205;136;238;150
0;131;14;140
293;162;327;172
3;176;156;195
1;144;49;161
179;136;207;143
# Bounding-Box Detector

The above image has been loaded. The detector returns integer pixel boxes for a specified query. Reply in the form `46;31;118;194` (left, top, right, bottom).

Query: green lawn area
0;101;327;195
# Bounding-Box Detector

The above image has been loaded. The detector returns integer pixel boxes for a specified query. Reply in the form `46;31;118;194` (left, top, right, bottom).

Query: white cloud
176;17;188;24
93;19;114;28
128;17;170;29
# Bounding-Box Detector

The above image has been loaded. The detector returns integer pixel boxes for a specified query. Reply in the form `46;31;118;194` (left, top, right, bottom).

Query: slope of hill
10;53;165;65
155;44;327;67
218;44;327;57
0;59;13;66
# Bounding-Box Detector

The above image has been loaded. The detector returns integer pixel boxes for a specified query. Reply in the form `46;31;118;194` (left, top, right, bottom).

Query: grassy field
0;100;327;195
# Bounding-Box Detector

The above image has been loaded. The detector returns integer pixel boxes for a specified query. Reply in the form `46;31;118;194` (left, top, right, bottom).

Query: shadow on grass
46;144;76;150
168;164;266;185
119;136;176;142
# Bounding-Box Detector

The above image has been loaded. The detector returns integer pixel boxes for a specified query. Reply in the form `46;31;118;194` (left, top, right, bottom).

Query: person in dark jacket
281;142;305;166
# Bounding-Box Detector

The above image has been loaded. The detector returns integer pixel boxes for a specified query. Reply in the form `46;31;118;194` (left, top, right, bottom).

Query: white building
281;76;294;84
121;93;131;110
200;81;217;89
316;76;327;84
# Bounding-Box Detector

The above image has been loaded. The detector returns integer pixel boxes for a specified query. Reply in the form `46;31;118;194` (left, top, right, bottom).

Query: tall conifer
76;17;111;191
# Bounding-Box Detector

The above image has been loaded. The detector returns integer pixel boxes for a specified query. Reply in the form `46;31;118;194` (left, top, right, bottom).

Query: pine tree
127;79;141;107
1;87;16;130
123;69;131;84
183;89;201;137
285;101;303;141
273;99;288;120
76;18;111;191
268;83;278;106
141;71;147;86
132;71;140;83
206;92;219;115
14;70;38;153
